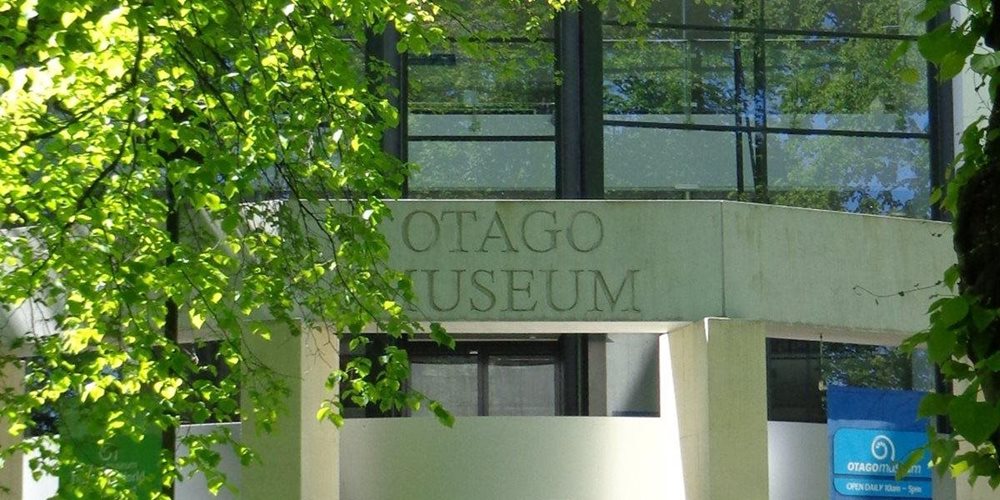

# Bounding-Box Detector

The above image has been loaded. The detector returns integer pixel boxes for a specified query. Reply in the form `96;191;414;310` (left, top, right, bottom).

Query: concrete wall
340;417;676;500
719;203;951;333
20;448;57;499
382;200;953;335
175;423;242;500
956;478;998;500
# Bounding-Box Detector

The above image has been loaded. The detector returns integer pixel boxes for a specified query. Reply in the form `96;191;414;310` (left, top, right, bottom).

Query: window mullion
479;351;489;416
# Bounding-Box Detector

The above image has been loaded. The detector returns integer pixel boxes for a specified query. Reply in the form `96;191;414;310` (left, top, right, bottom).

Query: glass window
764;0;924;36
605;0;746;28
406;1;556;199
393;0;943;217
766;338;934;423
766;134;930;216
766;37;928;134
410;356;480;417
605;127;753;198
407;341;562;416
487;356;557;416
601;0;935;217
408;140;555;198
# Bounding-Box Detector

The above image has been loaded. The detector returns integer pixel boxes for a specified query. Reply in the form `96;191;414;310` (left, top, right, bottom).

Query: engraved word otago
395;206;641;317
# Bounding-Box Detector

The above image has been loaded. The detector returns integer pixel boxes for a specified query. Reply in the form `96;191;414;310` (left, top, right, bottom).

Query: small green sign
57;403;161;496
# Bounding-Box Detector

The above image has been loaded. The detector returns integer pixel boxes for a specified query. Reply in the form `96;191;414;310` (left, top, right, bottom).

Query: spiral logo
870;435;895;461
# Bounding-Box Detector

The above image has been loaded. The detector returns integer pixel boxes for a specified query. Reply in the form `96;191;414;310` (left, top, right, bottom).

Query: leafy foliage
0;0;575;496
900;0;1000;488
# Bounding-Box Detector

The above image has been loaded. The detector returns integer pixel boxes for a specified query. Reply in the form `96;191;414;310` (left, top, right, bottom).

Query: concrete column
241;322;339;500
0;359;23;499
955;477;995;500
661;318;768;500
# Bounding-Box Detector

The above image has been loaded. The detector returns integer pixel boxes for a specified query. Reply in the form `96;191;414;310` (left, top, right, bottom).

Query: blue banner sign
828;387;932;500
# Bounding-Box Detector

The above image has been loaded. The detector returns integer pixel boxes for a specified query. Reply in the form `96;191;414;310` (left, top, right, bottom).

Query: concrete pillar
241;322;339;500
661;318;768;500
0;359;23;499
955;477;995;500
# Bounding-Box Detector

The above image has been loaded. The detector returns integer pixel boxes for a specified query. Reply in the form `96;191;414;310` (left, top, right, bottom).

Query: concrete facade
333;202;959;500
2;200;971;500
382;200;951;333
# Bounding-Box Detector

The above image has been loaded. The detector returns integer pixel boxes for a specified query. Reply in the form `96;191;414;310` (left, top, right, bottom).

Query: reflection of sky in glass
599;0;934;216
605;35;927;130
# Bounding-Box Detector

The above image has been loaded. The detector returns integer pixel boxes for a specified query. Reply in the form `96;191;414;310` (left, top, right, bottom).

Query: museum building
5;0;995;499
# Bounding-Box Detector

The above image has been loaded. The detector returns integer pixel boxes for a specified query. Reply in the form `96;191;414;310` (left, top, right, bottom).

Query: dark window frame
381;0;951;220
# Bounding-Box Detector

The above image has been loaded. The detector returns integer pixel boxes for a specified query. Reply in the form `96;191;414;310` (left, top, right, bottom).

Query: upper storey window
406;0;557;199
391;0;946;218
603;0;936;217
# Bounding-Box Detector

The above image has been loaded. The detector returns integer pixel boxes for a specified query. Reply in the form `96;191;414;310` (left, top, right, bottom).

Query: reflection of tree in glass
409;0;554;114
410;42;554;114
768;38;926;133
604;37;738;116
409;140;555;198
601;0;931;215
769;134;929;216
407;0;556;196
763;0;923;35
822;343;915;390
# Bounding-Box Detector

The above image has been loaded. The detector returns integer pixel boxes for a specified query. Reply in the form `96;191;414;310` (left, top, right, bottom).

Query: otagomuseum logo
870;435;895;461
843;434;911;475
832;428;931;498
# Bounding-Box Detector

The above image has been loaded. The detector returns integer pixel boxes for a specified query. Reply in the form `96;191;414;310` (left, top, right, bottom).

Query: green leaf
316;406;329;420
982;353;1000;373
939;52;968;81
918;393;952;417
346;337;367;354
948;397;1000;446
943;265;960;289
886;41;912;67
81;382;105;402
405;394;421;411
971;305;997;333
189;310;206;330
900;330;928;353
60;11;78;28
918;25;978;81
349;357;372;378
899;67;920;85
918;25;956;63
223;182;239;200
927;324;956;363
382;300;402;316
429;322;455;349
204;193;223;211
939;296;969;327
970;52;1000;74
430;401;454;428
896;445;927;481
